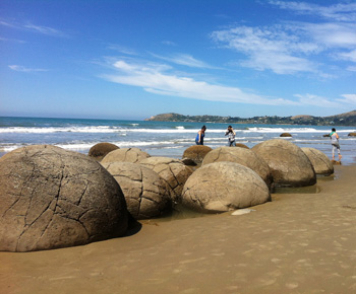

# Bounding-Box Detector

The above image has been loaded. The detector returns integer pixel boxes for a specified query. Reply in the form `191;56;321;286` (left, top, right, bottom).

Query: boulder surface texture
182;145;212;165
0;145;128;252
139;157;193;203
88;142;119;161
302;147;334;175
202;147;273;188
101;148;150;163
182;162;270;213
252;139;316;187
102;162;171;219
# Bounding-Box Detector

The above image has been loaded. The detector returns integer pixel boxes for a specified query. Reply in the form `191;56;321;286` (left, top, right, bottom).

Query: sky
0;0;355;120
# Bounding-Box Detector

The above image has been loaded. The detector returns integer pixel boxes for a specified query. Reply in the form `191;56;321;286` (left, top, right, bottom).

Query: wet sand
1;165;356;294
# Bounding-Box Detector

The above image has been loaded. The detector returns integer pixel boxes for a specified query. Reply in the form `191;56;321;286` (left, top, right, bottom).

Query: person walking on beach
225;125;236;147
330;128;342;161
195;125;206;145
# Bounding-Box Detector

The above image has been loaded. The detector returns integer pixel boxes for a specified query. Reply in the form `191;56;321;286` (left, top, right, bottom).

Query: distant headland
145;110;356;126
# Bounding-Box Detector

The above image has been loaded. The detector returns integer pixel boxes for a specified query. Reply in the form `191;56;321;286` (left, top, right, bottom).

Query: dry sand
1;165;356;294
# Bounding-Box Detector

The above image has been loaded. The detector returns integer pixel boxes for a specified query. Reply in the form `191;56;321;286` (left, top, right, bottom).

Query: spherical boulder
101;162;171;219
139;157;193;204
88;142;119;161
348;132;356;137
182;145;212;165
0;145;128;252
235;143;249;149
252;139;316;187
280;133;292;137
182;162;270;213
202;147;273;188
301;147;334;175
101;147;150;163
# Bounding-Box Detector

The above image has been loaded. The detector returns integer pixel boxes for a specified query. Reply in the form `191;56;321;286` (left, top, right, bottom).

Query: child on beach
195;125;206;145
225;125;236;147
330;128;342;161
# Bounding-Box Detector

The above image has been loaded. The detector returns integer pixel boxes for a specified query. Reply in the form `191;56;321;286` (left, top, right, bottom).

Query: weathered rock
348;132;356;137
280;133;292;137
182;162;270;213
182;145;212;165
101;148;150;163
252;139;316;187
101;162;171;219
202;147;273;188
181;158;197;166
139;157;193;204
331;160;342;165
0;145;128;252
235;143;249;149
88;142;119;161
301;148;334;175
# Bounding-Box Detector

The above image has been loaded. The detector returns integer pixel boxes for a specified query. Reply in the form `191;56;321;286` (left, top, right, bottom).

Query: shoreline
1;165;356;293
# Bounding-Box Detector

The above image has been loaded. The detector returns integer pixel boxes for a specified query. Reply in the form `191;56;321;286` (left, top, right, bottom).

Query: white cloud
211;26;317;74
107;44;137;55
9;65;48;72
161;40;177;46
294;94;339;107
337;49;356;62
151;53;216;69
268;1;356;22
346;66;356;72
102;59;297;105
0;19;66;37
336;94;356;104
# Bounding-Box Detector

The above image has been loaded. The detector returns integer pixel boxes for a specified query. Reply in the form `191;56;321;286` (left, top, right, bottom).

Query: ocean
1;116;355;165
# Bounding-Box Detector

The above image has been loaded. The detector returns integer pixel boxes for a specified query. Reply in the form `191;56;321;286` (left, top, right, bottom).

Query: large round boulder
202;147;273;188
0;145;128;252
182;162;270;213
139;157;193;204
348;132;356;137
101;162;171;220
88;142;119;161
235;143;249;149
182;145;212;165
252;139;316;187
301;148;334;175
101;147;150;163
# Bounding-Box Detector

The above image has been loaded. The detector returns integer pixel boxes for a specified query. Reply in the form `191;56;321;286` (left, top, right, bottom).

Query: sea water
1;116;355;165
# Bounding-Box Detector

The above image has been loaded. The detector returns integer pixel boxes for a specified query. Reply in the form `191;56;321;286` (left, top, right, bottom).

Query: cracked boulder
202;147;273;189
301;147;334;175
88;142;119;161
101;148;150;164
182;162;270;213
139;157;193;204
182;145;212;166
252;139;316;187
0;145;128;252
101;162;172;220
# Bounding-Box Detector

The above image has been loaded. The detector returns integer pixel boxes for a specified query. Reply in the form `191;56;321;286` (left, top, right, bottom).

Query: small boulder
348;132;356;137
323;134;331;138
202;147;273;188
181;158;197;166
0;145;128;252
101;148;150;163
88;142;119;161
182;162;270;213
331;160;342;165
139;157;193;204
252;139;316;187
182;145;212;165
280;133;292;137
101;162;171;219
301;147;334;175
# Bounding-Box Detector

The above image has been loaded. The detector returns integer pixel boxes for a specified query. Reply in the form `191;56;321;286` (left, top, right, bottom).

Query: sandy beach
1;164;356;294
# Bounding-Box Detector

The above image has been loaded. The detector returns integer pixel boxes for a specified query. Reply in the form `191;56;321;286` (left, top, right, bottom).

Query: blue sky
1;0;355;120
